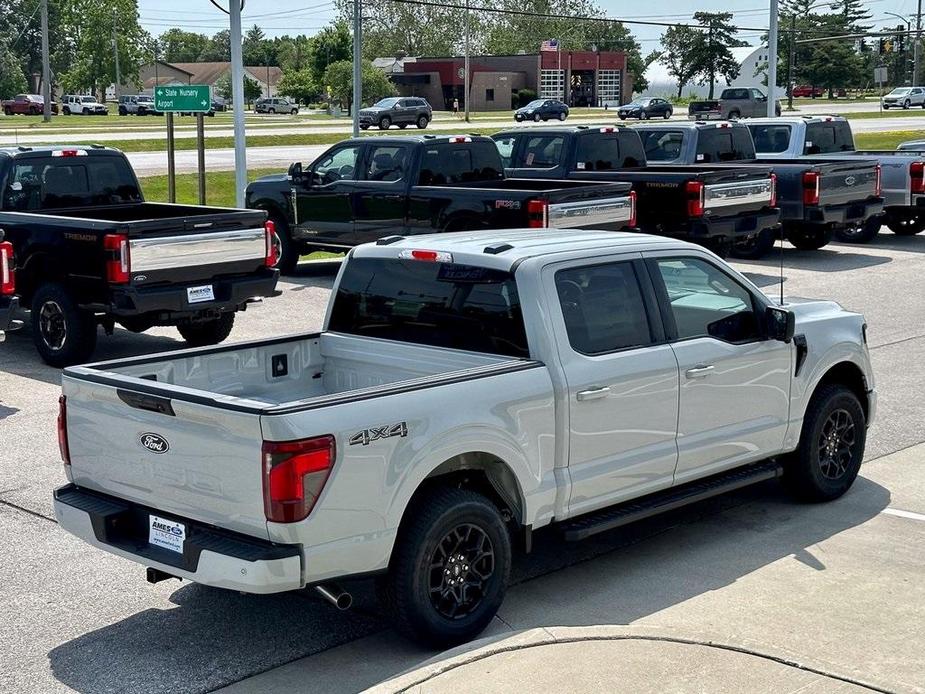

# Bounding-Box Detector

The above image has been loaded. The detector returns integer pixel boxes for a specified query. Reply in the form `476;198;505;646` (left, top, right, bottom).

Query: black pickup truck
493;125;779;256
245;134;636;273
0;146;279;366
634;121;884;257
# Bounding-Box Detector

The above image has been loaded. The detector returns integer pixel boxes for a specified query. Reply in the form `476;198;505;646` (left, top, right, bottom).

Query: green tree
690;12;745;98
243;24;270;66
243;74;262;103
336;0;458;57
158;28;209;62
201;29;231;61
0;45;26;97
214;73;233;101
659;25;704;99
322;60;395;110
277;35;312;72
277;68;317;105
308;21;352;84
214;72;263;104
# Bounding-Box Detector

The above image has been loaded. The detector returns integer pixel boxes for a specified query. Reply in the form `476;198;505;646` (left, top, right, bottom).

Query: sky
137;0;923;52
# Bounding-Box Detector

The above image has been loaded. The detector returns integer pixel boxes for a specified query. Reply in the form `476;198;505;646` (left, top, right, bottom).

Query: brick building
389;51;633;111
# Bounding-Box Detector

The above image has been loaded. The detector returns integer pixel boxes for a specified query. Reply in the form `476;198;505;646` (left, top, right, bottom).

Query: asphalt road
1;230;925;692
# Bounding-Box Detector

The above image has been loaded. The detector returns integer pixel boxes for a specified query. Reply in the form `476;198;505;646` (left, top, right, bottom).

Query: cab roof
0;144;121;159
339;134;495;147
746;115;846;125
353;229;697;272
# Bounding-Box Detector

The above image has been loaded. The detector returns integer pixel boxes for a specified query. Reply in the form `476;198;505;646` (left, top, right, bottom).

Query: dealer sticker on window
149;515;186;553
187;284;215;304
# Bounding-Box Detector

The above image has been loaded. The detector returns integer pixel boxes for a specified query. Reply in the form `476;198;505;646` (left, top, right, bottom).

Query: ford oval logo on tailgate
845;176;856;186
140;433;169;454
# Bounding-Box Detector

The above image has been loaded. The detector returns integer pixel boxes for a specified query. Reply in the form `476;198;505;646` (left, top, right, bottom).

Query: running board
561;461;783;542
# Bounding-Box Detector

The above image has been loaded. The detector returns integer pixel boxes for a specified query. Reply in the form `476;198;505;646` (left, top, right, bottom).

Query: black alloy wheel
428;523;496;620
817;409;857;481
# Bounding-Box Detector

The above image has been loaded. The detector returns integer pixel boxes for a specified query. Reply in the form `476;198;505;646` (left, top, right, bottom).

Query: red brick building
390;51;634;111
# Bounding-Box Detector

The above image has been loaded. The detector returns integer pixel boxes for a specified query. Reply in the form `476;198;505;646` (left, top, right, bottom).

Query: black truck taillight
875;164;882;196
802;171;821;206
628;190;637;228
910;161;925;195
264;220;279;268
262;435;335;523
527;199;549;228
0;241;14;295
58;395;70;466
769;173;778;208
685;180;705;217
103;233;130;283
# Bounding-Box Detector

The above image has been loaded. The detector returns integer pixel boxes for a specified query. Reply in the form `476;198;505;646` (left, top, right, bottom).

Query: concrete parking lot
1;231;924;693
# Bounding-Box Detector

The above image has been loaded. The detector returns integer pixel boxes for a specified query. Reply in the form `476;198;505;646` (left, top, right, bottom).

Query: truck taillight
685;181;705;217
802;170;821;206
0;241;14;295
875;164;883;196
103;233;130;283
769;173;778;208
628;190;637;228
910;162;925;195
527;199;549;228
262;435;335;523
264;220;279;268
58;395;70;466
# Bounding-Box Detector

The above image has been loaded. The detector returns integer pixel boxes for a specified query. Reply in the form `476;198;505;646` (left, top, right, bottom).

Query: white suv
882;87;925;109
255;97;299;114
62;95;109;116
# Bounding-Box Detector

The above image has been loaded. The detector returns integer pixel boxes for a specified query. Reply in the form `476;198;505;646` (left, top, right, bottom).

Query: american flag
540;39;559;51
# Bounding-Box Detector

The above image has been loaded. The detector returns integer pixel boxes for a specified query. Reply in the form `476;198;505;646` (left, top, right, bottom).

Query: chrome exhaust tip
315;583;352;610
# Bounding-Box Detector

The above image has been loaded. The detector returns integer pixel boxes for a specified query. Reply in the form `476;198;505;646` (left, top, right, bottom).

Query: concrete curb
365;624;898;693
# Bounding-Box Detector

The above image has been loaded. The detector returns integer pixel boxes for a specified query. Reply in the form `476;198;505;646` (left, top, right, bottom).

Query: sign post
154;85;212;205
874;66;888;114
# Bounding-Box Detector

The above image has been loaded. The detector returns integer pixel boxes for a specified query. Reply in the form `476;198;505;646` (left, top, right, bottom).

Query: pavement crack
0;498;57;524
869;332;925;351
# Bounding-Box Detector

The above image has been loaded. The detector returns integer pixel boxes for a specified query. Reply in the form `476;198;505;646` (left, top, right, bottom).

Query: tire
398;123;407;129
786;225;833;250
417;115;428;129
379;116;391;130
30;106;39;115
291;108;298;115
731;228;778;259
558;112;566;121
63;107;70;115
83;108;89;115
31;283;97;368
118;106;127;116
533;113;541;122
268;214;299;274
664;110;672;119
903;100;911;110
360;124;369;130
3;107;11;116
515;115;524;122
641;111;650;120
728;110;741;120
618;114;626;120
379;487;511;647
177;313;235;347
834;215;881;244
886;216;925;235
269;108;276;114
782;384;866;502
883;104;890;110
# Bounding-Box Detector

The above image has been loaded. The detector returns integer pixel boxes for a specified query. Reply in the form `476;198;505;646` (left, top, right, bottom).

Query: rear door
353;142;412;244
646;253;791;484
295;143;362;246
547;257;680;515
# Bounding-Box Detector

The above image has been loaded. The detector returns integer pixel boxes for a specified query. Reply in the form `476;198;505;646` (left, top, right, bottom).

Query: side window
653;257;761;343
494;136;516;168
555;262;652;354
312;146;360;185
365;145;407;182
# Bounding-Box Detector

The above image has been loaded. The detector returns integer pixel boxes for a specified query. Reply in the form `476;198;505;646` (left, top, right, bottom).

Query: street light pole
229;0;247;208
352;0;362;137
915;0;923;85
787;14;796;111
768;0;779;117
112;10;121;101
464;0;470;123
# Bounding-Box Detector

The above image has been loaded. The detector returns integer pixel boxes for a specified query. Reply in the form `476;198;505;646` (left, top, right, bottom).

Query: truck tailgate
814;161;880;207
62;374;270;540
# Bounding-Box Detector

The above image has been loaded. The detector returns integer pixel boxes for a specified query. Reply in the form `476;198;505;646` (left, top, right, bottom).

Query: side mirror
766;306;795;343
287;161;303;184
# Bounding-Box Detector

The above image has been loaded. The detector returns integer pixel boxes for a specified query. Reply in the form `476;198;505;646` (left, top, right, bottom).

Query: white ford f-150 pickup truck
53;229;876;646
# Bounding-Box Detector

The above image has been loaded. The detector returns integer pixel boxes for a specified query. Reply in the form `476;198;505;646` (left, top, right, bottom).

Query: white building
643;45;786;100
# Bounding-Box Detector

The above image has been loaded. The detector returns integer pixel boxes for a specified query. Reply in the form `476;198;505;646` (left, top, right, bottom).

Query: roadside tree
323;60;395;110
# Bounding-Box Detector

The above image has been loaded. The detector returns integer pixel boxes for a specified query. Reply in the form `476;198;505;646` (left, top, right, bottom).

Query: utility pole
464;0;470;122
915;0;923;85
768;0;779;117
112;10;121;101
229;0;247;207
40;0;51;122
352;0;362;137
787;14;796;111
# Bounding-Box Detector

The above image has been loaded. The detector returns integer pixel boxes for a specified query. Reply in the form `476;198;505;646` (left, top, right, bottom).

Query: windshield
629;99;651;106
374;97;400;108
137;96;152;102
889;88;911;95
81;96;96;103
524;100;545;108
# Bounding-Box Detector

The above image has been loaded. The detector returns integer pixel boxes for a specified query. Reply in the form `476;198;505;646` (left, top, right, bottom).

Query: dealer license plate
187;284;215;304
149;514;186;554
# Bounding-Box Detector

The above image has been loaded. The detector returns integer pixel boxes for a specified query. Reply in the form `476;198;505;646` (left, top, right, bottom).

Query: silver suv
118;95;157;116
882;87;925;109
359;97;432;130
255;97;298;114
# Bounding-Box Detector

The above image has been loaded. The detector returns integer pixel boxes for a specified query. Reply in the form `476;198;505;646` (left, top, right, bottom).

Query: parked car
747;116;925;239
514;99;569;122
358;97;432;130
881;87;925;109
118;94;158;115
0;233;20;342
0;145;280;366
245;134;635;272
61;95;108;116
2;94;58;116
255;97;299;114
212;97;227;112
791;86;824;98
493;125;778;257
688;88;782;120
897;139;925;151
634;120;884;254
617;97;673;120
53;228;876;647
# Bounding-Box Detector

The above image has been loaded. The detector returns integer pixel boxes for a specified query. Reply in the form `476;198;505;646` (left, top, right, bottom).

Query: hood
361;106;384;113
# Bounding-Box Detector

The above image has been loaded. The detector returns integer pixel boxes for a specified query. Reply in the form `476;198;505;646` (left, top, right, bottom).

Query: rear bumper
0;295;19;341
689;112;723;120
53;484;302;594
682;209;781;240
804;198;884;224
89;270;279;319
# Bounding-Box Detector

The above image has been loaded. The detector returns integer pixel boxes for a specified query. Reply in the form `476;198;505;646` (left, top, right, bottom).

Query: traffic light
885;39;894;53
879;38;886;54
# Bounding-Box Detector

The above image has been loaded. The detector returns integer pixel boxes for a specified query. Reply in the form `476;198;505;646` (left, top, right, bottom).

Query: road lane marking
882;508;925;522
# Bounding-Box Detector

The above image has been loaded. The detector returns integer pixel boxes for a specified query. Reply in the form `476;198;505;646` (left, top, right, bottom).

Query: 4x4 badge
349;422;408;446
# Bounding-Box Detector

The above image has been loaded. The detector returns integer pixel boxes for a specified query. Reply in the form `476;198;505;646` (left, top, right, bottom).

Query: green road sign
154;84;211;112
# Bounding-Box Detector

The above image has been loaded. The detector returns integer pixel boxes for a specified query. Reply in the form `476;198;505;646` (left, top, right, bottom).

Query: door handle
382;194;403;201
576;386;611;401
685;364;715;379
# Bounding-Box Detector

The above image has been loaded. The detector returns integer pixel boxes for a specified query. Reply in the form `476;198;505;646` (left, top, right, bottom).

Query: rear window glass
804;122;854;154
2;156;142;211
695;127;755;163
513;135;566;168
747;124;792;153
575;133;644;170
639;129;685;162
418;142;503;185
328;257;528;358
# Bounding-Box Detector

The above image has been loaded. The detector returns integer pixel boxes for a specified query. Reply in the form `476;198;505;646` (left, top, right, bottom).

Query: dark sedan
514;99;569;122
617;97;673;120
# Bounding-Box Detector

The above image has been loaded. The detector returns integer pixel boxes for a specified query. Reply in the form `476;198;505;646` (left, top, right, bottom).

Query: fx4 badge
349;422;408;446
